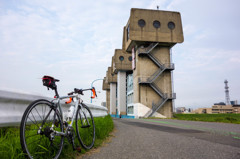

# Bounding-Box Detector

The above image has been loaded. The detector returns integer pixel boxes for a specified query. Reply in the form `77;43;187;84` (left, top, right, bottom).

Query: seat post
54;87;59;98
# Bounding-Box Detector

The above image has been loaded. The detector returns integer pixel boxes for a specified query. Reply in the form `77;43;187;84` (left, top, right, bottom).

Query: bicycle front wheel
20;99;64;159
75;104;95;149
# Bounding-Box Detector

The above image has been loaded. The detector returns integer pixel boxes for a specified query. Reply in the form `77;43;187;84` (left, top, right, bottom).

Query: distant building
214;102;225;105
193;105;240;114
188;108;193;113
232;105;240;113
230;100;238;105
176;107;193;113
212;105;234;114
193;108;212;114
176;107;186;113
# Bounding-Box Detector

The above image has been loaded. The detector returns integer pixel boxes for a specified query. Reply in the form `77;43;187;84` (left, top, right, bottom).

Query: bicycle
20;76;96;159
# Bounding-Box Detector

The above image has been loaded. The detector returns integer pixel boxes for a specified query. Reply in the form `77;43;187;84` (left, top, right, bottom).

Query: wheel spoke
27;116;39;128
76;105;95;149
21;100;64;159
30;111;39;126
34;107;43;120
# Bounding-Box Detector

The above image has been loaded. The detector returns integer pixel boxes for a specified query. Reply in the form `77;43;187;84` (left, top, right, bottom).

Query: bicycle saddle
42;75;59;90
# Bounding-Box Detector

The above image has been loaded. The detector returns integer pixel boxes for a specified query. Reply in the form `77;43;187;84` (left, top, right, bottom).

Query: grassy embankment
0;115;114;159
173;113;240;124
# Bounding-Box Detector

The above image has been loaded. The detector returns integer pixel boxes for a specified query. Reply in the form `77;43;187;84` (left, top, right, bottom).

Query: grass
173;113;240;124
0;115;114;159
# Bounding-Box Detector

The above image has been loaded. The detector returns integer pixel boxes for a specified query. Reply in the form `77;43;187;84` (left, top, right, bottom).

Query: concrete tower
102;77;110;113
106;66;117;115
112;49;132;116
123;8;184;118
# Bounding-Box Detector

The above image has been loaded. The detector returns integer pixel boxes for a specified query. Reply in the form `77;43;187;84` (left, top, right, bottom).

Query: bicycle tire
20;99;64;159
75;104;95;149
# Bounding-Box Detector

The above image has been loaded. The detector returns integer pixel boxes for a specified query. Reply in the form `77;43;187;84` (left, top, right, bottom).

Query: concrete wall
124;8;184;52
112;49;132;73
133;45;173;118
102;77;110;90
102;77;110;114
107;67;117;83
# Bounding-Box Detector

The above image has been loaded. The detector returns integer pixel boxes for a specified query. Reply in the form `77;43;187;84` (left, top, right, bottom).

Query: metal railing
149;98;168;117
138;63;174;84
138;42;159;54
163;63;175;70
0;90;108;127
150;83;165;98
136;42;176;117
148;53;163;68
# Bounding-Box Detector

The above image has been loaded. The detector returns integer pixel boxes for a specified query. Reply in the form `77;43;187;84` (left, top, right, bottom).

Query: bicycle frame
21;78;96;159
42;94;85;137
58;94;81;126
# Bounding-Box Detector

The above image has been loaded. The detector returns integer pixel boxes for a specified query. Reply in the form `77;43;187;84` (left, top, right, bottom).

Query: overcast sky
0;0;239;109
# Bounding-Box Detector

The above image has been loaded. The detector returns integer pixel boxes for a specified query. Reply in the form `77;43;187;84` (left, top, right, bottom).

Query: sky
0;0;239;109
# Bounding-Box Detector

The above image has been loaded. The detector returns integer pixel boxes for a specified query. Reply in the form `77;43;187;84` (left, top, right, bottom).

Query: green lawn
0;115;114;159
173;113;240;124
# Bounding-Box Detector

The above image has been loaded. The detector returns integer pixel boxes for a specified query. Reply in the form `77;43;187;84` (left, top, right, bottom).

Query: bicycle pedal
76;146;81;152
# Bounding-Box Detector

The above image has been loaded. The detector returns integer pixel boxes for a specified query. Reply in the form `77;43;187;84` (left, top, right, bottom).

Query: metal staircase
137;43;175;117
150;82;164;98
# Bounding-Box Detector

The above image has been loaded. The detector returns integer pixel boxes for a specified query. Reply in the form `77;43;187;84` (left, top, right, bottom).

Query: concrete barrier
0;90;108;127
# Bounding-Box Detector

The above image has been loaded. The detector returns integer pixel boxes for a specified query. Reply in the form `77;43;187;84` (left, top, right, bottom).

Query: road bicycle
20;76;96;159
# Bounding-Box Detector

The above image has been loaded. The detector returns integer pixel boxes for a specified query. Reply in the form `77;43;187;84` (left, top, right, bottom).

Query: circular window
128;56;132;61
138;19;146;27
119;56;124;61
168;22;175;30
153;20;161;28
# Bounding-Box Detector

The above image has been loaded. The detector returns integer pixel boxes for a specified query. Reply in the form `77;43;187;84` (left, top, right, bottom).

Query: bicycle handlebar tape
91;88;97;98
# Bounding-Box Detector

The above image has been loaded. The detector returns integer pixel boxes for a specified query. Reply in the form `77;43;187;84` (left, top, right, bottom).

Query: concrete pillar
117;71;126;115
106;90;110;114
110;83;116;115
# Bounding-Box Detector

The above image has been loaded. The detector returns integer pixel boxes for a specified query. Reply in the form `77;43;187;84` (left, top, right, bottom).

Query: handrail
0;90;108;127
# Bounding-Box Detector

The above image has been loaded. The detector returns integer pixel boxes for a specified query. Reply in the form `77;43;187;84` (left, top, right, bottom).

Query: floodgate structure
102;8;184;118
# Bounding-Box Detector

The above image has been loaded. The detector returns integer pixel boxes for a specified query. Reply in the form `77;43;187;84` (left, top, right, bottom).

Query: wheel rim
22;102;63;159
76;106;95;149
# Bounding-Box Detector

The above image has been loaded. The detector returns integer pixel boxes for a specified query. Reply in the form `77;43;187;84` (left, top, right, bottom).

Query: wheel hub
43;126;53;138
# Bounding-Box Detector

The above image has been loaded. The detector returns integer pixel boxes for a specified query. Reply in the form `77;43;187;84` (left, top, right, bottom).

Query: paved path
81;118;240;159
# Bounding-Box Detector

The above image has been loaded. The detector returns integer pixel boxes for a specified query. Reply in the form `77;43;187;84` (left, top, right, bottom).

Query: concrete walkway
79;118;240;159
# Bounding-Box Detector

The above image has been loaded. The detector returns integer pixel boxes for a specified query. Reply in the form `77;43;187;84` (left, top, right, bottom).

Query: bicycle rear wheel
75;104;95;149
20;99;64;159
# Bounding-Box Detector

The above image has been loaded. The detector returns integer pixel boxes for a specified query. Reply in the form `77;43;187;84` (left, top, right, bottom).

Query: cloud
0;0;240;108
